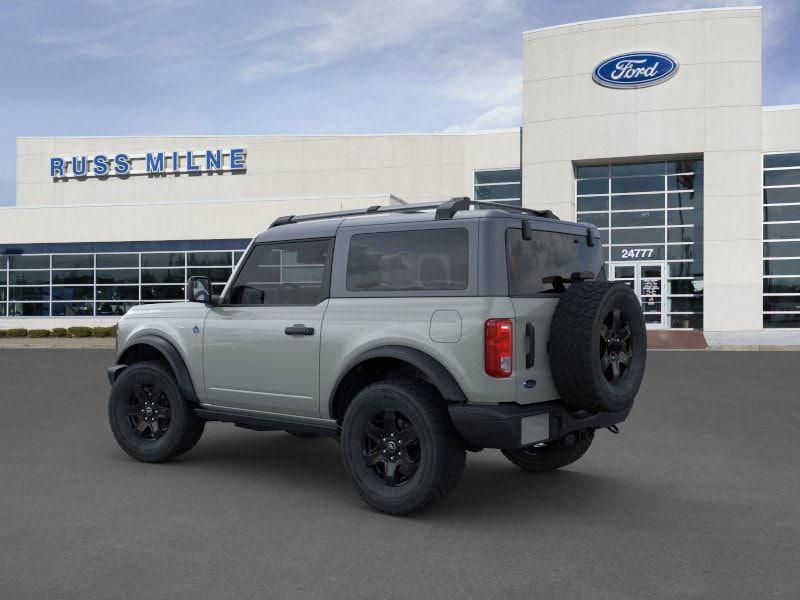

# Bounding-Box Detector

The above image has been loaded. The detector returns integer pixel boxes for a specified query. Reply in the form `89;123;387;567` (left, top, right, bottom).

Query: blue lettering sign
48;147;246;179
230;148;246;170
206;149;222;170
186;150;200;172
72;156;88;177
114;153;130;175
50;158;65;177
593;52;678;89
146;152;165;173
93;154;109;176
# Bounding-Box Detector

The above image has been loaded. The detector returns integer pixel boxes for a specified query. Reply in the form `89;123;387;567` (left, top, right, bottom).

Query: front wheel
108;361;205;462
340;380;466;515
501;430;594;473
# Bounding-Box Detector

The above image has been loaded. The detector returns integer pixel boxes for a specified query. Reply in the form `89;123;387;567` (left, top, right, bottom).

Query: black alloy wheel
109;361;205;463
126;383;172;440
340;380;466;514
363;408;420;486
599;307;632;385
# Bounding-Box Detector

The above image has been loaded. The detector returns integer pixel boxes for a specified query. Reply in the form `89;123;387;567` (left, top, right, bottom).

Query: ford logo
592;52;678;89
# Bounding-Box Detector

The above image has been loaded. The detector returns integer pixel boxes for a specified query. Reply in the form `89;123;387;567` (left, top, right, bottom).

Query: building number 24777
620;248;655;259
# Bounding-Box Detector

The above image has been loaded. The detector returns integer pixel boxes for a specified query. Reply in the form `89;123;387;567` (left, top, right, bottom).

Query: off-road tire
340;380;466;515
548;281;647;413
108;360;205;463
502;430;594;472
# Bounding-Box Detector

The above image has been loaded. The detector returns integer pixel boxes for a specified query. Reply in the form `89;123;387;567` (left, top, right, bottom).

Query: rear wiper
542;271;596;292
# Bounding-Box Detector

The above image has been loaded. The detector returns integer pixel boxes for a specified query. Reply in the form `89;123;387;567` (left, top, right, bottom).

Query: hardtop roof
251;198;592;244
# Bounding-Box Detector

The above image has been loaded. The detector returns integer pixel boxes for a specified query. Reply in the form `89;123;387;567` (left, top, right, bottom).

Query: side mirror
187;276;214;304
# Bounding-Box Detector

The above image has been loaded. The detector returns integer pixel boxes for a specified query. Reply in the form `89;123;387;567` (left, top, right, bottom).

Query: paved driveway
1;349;798;599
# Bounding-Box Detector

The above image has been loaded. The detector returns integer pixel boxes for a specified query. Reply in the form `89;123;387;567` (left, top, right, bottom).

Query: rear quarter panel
319;297;517;418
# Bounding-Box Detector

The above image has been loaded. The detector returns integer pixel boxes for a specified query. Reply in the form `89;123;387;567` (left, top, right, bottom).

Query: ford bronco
108;197;646;514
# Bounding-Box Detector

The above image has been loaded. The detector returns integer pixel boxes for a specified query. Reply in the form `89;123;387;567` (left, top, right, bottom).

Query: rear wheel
502;430;594;473
108;361;205;462
340;380;465;515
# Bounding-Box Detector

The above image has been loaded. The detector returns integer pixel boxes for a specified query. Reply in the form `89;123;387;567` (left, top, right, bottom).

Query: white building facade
2;6;799;334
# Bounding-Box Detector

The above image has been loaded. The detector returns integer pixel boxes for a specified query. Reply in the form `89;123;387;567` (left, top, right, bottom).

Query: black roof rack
268;197;558;228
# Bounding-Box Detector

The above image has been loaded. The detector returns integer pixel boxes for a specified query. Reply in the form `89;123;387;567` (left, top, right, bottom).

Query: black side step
195;408;339;437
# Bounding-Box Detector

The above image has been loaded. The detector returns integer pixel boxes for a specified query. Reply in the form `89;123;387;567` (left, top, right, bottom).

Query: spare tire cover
547;281;647;413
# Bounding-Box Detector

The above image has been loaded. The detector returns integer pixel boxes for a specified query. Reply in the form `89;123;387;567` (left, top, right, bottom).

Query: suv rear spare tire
547;281;646;413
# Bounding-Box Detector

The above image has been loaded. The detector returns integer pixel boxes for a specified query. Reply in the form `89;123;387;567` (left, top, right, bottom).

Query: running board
195;408;339;437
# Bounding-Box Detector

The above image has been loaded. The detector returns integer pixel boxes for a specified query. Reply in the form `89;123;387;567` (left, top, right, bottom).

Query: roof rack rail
268;197;558;228
269;202;440;228
434;198;558;221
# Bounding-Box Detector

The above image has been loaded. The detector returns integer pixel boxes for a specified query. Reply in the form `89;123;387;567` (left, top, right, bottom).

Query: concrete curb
707;345;800;351
0;338;115;349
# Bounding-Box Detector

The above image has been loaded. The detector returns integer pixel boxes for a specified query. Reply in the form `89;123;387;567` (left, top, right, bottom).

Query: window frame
473;168;522;207
575;158;704;330
763;151;800;328
220;237;334;307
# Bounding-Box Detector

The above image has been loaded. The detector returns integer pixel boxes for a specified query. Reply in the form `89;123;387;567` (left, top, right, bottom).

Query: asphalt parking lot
1;349;798;599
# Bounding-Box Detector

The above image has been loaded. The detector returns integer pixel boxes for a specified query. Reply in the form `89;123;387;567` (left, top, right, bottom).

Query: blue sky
1;0;798;206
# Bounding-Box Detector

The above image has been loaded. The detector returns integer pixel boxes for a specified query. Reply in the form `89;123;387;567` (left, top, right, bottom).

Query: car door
202;238;333;418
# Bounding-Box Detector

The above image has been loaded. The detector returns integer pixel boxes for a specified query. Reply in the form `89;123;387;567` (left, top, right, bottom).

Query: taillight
485;319;513;378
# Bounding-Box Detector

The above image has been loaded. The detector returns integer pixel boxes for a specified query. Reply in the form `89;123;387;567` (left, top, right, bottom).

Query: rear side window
228;239;331;305
506;228;599;295
346;229;468;292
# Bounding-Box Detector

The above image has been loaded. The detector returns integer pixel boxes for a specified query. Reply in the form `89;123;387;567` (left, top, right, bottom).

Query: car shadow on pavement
108;426;689;524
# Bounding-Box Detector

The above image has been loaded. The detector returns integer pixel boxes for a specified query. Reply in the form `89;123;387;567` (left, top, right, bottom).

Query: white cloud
442;101;521;132
236;0;478;81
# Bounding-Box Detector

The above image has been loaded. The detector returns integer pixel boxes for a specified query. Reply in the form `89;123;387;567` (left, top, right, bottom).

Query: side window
346;228;468;292
227;239;332;306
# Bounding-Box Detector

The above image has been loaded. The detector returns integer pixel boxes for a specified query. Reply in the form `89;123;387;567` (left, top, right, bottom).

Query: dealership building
2;5;799;337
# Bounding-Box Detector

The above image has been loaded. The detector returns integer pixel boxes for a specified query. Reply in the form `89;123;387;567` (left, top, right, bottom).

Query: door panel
202;303;326;417
202;238;333;418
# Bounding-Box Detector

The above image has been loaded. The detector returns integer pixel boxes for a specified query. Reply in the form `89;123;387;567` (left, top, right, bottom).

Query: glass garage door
576;159;704;330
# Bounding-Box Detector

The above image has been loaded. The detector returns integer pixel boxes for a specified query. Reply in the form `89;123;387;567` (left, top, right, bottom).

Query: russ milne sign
592;52;678;89
50;148;246;179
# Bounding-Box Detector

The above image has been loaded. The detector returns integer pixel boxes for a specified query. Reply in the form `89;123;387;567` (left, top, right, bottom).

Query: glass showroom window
0;247;245;318
474;169;522;207
763;152;800;328
576;159;704;329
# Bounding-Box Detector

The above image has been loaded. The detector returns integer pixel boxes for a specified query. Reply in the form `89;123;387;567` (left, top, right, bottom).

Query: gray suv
108;197;647;514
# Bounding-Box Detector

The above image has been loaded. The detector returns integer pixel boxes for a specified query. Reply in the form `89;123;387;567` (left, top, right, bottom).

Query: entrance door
610;262;666;329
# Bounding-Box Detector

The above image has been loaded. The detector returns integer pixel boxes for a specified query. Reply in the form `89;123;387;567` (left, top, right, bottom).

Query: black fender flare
114;334;200;403
328;345;467;418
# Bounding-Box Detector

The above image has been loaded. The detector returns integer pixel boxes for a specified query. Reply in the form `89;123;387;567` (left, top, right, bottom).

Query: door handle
524;323;535;369
285;324;314;336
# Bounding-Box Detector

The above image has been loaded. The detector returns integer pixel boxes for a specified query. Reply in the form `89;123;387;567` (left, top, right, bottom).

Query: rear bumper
448;400;633;450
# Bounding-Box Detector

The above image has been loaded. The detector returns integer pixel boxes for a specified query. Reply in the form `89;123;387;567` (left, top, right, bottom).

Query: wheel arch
328;345;467;422
115;334;200;403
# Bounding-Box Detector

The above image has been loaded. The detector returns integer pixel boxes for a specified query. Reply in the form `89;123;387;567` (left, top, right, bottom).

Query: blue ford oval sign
593;52;678;89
